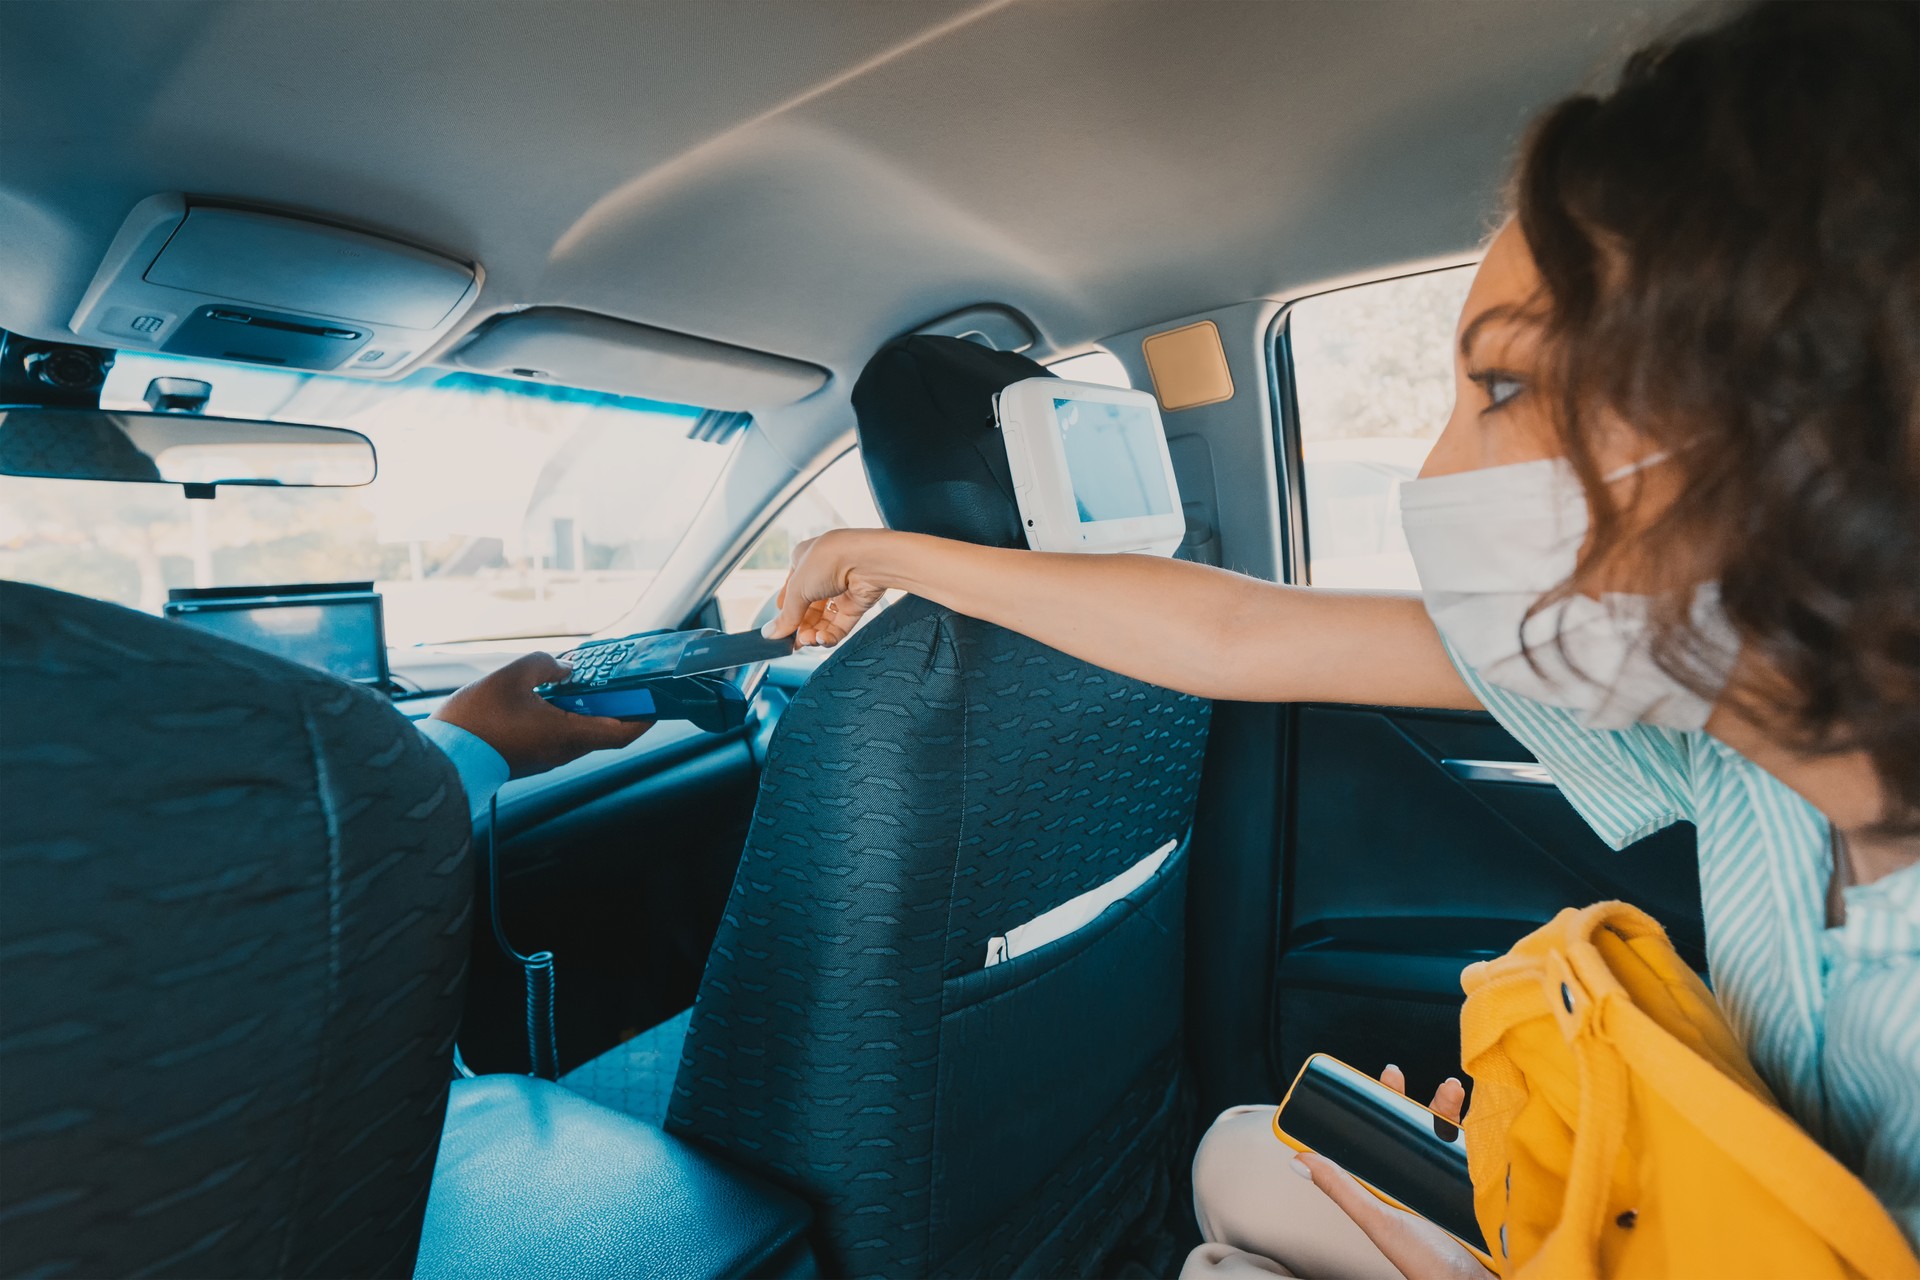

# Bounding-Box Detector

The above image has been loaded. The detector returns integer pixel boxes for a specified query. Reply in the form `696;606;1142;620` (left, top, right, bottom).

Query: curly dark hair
1516;0;1920;830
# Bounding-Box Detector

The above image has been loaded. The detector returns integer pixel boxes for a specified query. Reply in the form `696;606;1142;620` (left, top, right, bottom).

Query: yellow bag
1459;901;1920;1280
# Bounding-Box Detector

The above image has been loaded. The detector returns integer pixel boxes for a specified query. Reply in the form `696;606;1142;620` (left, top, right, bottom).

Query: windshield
0;352;733;646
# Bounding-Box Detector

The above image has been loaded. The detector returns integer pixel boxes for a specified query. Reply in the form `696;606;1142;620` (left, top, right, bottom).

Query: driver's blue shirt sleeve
414;717;510;826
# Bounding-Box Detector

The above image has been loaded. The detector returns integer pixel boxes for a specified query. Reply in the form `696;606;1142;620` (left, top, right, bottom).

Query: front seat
0;581;472;1278
664;337;1213;1278
0;580;817;1279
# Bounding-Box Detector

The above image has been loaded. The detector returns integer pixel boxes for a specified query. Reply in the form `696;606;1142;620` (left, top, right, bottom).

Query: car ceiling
0;0;1684;396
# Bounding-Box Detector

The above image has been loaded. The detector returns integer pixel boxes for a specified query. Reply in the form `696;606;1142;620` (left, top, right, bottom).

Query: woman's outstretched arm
762;528;1480;710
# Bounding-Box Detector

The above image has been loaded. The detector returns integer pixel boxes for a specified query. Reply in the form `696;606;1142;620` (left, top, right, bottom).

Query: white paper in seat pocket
984;839;1177;968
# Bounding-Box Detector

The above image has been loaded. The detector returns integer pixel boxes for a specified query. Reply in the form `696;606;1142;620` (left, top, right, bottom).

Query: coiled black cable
485;793;559;1080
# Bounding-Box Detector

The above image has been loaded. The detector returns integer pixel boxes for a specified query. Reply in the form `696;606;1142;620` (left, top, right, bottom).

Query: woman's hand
761;528;893;648
1293;1065;1491;1280
1381;1063;1466;1123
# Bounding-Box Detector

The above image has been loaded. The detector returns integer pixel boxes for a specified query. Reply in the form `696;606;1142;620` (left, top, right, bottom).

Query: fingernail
1385;1063;1399;1074
1445;1077;1461;1089
760;621;777;637
1289;1156;1313;1180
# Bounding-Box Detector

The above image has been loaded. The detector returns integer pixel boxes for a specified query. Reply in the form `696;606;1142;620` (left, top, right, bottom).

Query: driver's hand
432;652;651;779
761;529;891;648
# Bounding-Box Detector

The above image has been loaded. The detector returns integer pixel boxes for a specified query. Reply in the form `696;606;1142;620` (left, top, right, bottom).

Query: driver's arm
417;652;651;823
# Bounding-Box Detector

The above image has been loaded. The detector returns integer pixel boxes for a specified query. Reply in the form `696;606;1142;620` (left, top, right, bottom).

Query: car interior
0;2;1709;1277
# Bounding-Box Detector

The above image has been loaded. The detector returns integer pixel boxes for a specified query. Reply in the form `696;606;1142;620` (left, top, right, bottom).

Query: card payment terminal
539;627;794;733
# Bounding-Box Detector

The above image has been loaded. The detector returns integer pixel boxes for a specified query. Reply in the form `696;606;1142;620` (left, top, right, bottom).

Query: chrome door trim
1441;758;1556;787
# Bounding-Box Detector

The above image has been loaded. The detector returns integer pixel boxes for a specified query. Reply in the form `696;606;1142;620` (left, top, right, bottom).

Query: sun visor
69;194;481;378
447;308;829;411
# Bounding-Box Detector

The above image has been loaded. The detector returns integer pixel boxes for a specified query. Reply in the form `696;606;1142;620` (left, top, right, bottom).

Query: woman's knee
1179;1241;1297;1279
1192;1105;1285;1238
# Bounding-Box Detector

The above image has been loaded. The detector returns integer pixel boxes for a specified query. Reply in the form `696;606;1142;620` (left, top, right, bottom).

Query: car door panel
1257;285;1706;1109
1274;703;1701;1101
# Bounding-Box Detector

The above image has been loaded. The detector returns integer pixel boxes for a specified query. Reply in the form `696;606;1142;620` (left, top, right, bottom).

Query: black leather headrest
850;335;1054;549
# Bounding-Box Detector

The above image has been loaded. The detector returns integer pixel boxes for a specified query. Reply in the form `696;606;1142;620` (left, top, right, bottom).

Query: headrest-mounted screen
993;378;1184;556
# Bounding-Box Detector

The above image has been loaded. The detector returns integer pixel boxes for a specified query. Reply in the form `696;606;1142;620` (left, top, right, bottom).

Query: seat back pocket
930;838;1189;1261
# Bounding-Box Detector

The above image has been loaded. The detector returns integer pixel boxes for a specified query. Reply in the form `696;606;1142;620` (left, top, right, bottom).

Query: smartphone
1272;1054;1489;1258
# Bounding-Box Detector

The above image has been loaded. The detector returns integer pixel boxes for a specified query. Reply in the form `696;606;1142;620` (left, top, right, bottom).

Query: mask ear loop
1600;450;1670;483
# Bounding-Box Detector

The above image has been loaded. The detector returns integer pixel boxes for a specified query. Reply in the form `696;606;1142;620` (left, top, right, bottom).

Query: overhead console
69;194;482;377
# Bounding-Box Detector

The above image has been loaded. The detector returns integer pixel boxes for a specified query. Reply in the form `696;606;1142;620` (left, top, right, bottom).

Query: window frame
1265;262;1478;590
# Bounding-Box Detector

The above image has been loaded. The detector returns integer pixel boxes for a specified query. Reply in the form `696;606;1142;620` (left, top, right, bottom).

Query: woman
766;1;1919;1274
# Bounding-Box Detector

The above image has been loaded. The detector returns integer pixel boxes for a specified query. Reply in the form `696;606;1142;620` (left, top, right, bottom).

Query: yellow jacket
1459;901;1919;1279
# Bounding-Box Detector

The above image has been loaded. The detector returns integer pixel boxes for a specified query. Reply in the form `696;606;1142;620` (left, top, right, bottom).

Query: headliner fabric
0;2;1676;393
0;581;472;1278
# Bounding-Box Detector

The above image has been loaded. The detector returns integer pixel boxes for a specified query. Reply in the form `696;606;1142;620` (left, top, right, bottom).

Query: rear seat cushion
416;1074;815;1280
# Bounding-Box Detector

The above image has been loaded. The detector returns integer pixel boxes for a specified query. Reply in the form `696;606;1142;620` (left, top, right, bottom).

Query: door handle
1441;758;1556;787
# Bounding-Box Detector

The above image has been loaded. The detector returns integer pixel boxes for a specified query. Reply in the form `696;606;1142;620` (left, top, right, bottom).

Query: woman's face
1420;221;1651;482
1419;221;1682;593
1419;222;1559;480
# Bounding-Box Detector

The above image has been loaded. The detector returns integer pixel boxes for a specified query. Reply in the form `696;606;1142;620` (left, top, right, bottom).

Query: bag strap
1603;993;1920;1280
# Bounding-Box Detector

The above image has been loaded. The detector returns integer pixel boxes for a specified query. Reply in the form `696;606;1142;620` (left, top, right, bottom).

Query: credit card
672;629;795;676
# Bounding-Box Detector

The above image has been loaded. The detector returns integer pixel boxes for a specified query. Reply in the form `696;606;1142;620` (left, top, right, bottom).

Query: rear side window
1285;266;1474;588
714;449;884;631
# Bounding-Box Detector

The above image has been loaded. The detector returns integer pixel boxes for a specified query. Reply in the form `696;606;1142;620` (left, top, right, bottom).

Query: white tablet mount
992;377;1184;556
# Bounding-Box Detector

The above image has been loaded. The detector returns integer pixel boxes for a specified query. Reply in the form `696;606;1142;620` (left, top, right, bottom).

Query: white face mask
1398;456;1738;731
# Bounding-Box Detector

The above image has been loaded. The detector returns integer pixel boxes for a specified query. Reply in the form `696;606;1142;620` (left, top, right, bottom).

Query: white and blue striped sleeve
414;717;511;827
1445;644;1698;850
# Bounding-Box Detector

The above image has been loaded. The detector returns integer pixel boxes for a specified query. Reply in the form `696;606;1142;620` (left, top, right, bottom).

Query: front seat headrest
850;335;1054;549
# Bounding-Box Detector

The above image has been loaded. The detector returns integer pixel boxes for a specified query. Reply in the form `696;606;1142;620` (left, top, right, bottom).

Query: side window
713;448;885;631
1285;266;1475;588
1046;348;1132;388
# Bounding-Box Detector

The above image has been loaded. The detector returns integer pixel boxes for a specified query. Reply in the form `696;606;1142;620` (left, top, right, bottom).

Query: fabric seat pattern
666;593;1209;1277
0;581;472;1279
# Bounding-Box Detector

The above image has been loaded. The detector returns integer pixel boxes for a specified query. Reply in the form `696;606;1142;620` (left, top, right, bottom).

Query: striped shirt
1451;658;1920;1247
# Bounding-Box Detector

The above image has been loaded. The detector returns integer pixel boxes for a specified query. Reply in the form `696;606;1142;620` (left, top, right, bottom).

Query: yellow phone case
1270;1052;1496;1268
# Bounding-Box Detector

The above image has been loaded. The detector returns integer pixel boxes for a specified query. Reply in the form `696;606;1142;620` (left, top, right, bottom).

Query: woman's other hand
1292;1064;1488;1280
1380;1062;1466;1124
761;528;892;648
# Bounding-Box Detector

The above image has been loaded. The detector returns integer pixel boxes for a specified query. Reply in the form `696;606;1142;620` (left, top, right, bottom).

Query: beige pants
1179;1105;1403;1280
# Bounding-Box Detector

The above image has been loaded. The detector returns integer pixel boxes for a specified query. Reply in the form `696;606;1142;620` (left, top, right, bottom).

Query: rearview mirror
0;407;376;489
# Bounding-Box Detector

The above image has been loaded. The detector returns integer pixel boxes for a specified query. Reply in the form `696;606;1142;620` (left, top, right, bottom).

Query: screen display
1276;1056;1482;1248
1052;397;1175;524
176;599;384;684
